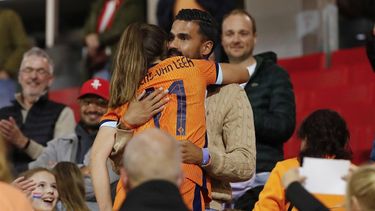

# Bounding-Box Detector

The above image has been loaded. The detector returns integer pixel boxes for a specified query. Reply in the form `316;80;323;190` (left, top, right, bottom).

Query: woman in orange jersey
90;22;250;211
253;109;352;211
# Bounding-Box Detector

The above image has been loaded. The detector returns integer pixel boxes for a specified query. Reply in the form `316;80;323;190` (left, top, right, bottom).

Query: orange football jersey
101;56;222;210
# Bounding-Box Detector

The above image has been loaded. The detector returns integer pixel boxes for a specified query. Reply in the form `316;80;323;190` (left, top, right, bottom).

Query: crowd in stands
0;1;374;211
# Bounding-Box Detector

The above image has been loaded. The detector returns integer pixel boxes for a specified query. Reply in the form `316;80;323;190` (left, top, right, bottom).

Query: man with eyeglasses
0;47;76;174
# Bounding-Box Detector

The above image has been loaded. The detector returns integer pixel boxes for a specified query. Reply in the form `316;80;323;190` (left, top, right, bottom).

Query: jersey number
145;80;186;136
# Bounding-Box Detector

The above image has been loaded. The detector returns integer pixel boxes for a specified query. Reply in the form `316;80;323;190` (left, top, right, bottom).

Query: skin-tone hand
0;70;9;79
180;140;203;165
120;88;169;129
0;117;28;149
80;166;91;177
12;176;36;198
281;168;306;189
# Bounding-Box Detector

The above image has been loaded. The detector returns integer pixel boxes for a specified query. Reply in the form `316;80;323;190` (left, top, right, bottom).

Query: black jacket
0;94;65;173
366;29;375;72
120;180;189;211
244;52;296;173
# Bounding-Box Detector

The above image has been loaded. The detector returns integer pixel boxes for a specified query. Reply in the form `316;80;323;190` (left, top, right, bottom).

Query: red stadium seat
49;87;81;122
290;67;349;90
278;52;325;73
331;47;368;67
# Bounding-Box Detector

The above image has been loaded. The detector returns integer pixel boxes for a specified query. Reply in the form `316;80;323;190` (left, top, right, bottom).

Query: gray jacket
28;133;119;200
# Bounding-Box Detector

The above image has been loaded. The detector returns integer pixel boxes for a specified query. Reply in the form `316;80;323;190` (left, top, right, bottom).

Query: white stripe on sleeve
100;121;117;128
216;64;223;85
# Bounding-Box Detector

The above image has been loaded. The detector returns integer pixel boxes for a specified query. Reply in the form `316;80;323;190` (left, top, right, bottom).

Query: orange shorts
113;180;126;211
180;178;205;211
112;177;206;211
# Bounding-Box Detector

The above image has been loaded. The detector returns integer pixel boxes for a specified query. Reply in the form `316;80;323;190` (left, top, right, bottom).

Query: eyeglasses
21;67;50;76
79;97;108;107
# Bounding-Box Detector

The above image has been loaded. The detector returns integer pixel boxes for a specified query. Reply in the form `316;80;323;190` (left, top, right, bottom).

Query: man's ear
200;40;214;58
120;167;129;189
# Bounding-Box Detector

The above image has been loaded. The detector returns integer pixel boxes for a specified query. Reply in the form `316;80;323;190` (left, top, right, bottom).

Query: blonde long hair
346;165;375;211
109;23;168;108
0;135;12;182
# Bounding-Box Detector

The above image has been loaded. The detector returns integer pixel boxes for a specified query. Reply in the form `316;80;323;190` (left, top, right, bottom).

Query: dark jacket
0;94;65;173
120;180;189;211
244;52;296;173
366;29;375;72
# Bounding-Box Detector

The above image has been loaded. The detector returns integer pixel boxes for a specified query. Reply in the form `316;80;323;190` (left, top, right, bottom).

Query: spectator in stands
0;47;75;174
0;8;30;80
366;23;375;72
281;164;375;211
53;162;90;211
119;128;189;211
83;0;145;79
19;167;59;211
0;8;31;108
220;9;296;210
253;109;352;211
0;135;34;210
28;78;119;202
167;9;256;210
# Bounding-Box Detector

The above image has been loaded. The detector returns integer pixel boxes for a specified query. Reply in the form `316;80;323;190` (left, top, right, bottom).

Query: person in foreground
119;128;188;211
90;22;250;211
0;135;34;211
253;109;352;211
282;165;375;211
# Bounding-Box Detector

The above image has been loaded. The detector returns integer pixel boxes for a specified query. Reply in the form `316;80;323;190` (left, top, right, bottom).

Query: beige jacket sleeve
204;84;256;182
53;107;76;138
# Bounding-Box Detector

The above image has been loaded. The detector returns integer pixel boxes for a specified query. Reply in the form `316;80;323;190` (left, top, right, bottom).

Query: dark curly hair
175;9;218;55
298;109;352;163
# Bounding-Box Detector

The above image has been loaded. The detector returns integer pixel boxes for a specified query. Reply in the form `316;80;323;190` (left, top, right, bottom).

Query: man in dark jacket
119;128;189;211
221;9;296;210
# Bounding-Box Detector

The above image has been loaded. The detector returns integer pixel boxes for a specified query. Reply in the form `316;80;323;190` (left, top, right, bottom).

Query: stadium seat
49;87;81;121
